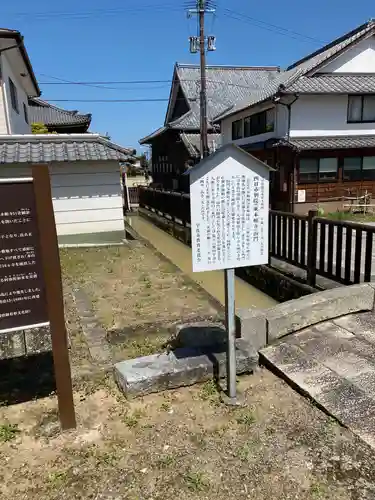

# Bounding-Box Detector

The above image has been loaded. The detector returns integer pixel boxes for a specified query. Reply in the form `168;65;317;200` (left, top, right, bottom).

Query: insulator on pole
189;36;199;53
207;35;216;51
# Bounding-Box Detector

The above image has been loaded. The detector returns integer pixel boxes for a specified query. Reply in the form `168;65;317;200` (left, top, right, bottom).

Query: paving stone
114;339;257;398
334;312;375;344
260;320;375;450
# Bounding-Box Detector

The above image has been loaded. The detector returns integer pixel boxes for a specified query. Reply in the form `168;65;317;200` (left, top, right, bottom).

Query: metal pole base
220;391;246;407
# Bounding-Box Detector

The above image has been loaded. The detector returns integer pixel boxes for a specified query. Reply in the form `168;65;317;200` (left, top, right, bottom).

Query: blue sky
2;0;374;151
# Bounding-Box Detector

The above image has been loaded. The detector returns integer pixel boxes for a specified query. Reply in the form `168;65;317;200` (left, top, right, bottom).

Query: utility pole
188;1;216;159
199;0;209;158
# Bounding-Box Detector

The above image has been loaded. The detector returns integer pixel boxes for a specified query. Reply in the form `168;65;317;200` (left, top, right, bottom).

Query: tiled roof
275;135;375;151
139;64;280;143
180;133;221;158
0;134;134;163
218;20;375;119
287;20;375;74
171;64;280;128
286;75;375;93
28;98;92;128
139;126;168;144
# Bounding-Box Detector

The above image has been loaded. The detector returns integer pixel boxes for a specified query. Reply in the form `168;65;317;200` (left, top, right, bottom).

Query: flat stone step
114;339;257;398
260;334;375;449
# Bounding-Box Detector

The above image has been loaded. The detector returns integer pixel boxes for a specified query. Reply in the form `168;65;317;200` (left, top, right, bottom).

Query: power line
38;77;276;90
43;99;171;103
222;8;327;45
2;3;180;20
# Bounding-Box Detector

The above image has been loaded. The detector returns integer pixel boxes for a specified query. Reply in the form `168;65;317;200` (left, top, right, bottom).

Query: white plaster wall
221;102;288;146
290;94;375;137
1;53;31;134
0;162;124;237
318;36;375;73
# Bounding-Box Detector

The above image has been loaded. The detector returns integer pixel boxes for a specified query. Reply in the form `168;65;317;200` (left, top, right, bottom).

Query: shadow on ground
0;353;56;405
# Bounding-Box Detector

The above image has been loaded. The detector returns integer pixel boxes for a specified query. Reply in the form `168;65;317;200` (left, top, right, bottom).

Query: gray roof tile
173;64;280;129
276;135;375;150
0;134;134;163
286;75;375;93
28;98;91;128
180;133;221;158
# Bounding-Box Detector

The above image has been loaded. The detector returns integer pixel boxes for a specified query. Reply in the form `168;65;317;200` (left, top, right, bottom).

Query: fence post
307;209;318;287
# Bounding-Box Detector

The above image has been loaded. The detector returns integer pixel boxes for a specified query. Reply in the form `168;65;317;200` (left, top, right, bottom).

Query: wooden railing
139;187;190;225
139;187;375;287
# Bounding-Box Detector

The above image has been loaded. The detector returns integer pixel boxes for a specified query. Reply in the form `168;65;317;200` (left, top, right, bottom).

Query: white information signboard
189;145;271;273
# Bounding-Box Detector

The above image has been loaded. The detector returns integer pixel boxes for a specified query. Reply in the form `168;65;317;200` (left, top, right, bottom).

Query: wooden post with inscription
0;166;76;430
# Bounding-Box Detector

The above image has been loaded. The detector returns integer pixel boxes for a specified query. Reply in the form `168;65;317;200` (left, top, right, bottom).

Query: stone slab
266;283;375;342
114;339;257;398
334;312;375;344
73;288;111;364
236;308;268;351
174;322;227;348
260;324;375;449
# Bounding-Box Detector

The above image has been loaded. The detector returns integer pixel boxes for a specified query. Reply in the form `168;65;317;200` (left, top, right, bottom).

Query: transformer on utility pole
187;0;216;159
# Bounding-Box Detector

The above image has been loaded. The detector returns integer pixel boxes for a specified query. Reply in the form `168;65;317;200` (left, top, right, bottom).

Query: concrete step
114;339;257;398
260;331;375;450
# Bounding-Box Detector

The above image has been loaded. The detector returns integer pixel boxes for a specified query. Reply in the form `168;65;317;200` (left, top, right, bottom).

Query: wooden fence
139;187;375;287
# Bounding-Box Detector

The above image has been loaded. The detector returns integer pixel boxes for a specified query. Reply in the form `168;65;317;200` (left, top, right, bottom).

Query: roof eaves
0;29;40;96
286;20;372;71
139;126;169;144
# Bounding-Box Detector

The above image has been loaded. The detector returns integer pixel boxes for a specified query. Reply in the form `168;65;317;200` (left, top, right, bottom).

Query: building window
348;95;375;122
8;78;18;113
343;156;375;181
244;109;275;137
232;119;243;140
299;157;338;183
23;103;29;124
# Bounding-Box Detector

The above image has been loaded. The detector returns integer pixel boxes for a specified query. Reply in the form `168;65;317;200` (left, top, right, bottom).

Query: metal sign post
225;268;237;401
187;144;273;403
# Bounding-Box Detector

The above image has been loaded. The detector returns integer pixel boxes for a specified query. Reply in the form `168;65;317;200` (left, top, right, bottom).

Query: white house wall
221;102;288;146
0;161;124;239
1;52;31;134
317;35;375;73
290;94;375;137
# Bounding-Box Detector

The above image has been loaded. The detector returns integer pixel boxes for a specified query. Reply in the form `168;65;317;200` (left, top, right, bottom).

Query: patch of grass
158;454;176;468
47;471;68;488
199;380;218;402
96;451;119;467
0;423;20;442
160;401;171;412
183;470;210;492
124;409;145;428
326;211;375;223
124;337;166;358
310;481;328;498
235;443;252;461
235;409;256;426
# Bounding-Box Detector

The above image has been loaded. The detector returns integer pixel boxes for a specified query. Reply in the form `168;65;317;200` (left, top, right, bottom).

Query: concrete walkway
261;312;375;449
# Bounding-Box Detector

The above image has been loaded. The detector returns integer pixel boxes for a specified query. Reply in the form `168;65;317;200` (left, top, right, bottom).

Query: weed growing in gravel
0;423;20;442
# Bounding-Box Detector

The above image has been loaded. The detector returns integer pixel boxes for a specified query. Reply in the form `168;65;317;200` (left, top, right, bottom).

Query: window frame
298;157;339;184
23;103;29;124
8;78;19;114
243;108;275;138
231;119;243;140
347;94;375;123
343;155;375;181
